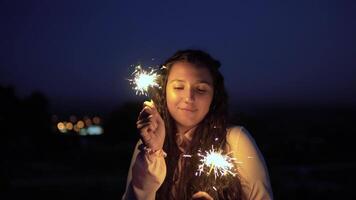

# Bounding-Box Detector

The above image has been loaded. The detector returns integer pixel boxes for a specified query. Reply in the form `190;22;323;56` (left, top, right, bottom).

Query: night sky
1;0;355;112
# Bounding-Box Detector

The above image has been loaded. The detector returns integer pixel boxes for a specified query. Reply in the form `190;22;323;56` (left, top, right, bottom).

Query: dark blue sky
1;0;355;112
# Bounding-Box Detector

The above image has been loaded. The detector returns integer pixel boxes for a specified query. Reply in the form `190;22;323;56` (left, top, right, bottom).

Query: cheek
203;98;213;112
166;88;178;110
200;95;214;113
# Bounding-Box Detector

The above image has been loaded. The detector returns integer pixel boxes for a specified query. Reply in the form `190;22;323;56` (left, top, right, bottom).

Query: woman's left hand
192;191;214;200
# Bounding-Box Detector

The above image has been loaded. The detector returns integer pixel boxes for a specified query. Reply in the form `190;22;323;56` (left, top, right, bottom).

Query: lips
179;107;197;112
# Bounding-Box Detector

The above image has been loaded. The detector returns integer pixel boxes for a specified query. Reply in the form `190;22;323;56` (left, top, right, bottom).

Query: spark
128;65;159;96
195;145;237;179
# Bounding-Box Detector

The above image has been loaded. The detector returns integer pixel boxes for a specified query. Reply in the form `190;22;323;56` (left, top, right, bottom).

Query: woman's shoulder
226;125;250;141
226;125;259;151
226;126;274;199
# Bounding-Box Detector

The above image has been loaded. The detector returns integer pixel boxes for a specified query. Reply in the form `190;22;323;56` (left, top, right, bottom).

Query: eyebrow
168;79;213;86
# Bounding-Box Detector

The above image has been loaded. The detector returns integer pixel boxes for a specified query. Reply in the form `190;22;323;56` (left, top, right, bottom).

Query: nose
184;88;195;103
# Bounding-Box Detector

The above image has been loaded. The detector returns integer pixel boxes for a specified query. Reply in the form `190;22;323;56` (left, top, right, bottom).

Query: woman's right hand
136;100;165;152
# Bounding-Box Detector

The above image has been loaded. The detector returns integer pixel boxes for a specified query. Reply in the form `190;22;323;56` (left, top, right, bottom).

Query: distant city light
74;124;80;132
65;122;73;130
77;120;84;129
57;122;66;133
57;122;64;129
87;125;103;135
54;115;104;136
79;128;88;136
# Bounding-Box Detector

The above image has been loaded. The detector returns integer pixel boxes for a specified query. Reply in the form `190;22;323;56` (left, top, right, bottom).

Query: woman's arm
122;140;167;200
122;100;167;200
122;140;141;200
227;126;273;200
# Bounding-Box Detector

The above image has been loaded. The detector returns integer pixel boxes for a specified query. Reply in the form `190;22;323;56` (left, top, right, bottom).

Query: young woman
122;50;273;200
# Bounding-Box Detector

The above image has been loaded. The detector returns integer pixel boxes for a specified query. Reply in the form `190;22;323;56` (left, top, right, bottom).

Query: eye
173;86;184;90
197;88;206;92
196;87;207;93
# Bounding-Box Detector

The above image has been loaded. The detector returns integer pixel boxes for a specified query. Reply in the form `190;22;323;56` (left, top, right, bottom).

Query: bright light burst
194;145;238;179
128;65;159;96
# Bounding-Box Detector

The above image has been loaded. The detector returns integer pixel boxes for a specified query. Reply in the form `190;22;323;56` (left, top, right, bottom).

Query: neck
176;124;198;135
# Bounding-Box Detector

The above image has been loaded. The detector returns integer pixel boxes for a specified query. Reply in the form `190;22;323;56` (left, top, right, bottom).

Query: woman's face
166;62;214;133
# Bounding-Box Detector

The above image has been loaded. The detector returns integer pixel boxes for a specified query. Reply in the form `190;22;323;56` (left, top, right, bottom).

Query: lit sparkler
194;145;238;179
128;65;159;96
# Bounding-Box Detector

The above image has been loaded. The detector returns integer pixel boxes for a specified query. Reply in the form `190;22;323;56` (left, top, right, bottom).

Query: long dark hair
152;50;245;200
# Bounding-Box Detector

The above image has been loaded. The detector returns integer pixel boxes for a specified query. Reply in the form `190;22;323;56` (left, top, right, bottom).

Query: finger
137;115;153;124
146;109;160;126
137;114;158;131
137;121;151;129
137;123;155;135
138;107;153;120
139;106;151;116
149;119;158;130
138;121;155;133
139;126;152;140
145;110;163;132
143;100;154;108
143;101;158;115
141;126;156;136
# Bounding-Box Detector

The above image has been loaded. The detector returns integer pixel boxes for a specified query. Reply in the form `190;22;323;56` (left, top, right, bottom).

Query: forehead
167;62;213;84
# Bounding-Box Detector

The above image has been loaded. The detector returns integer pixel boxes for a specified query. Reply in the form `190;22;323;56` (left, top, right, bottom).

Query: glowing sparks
128;65;159;96
194;145;237;179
